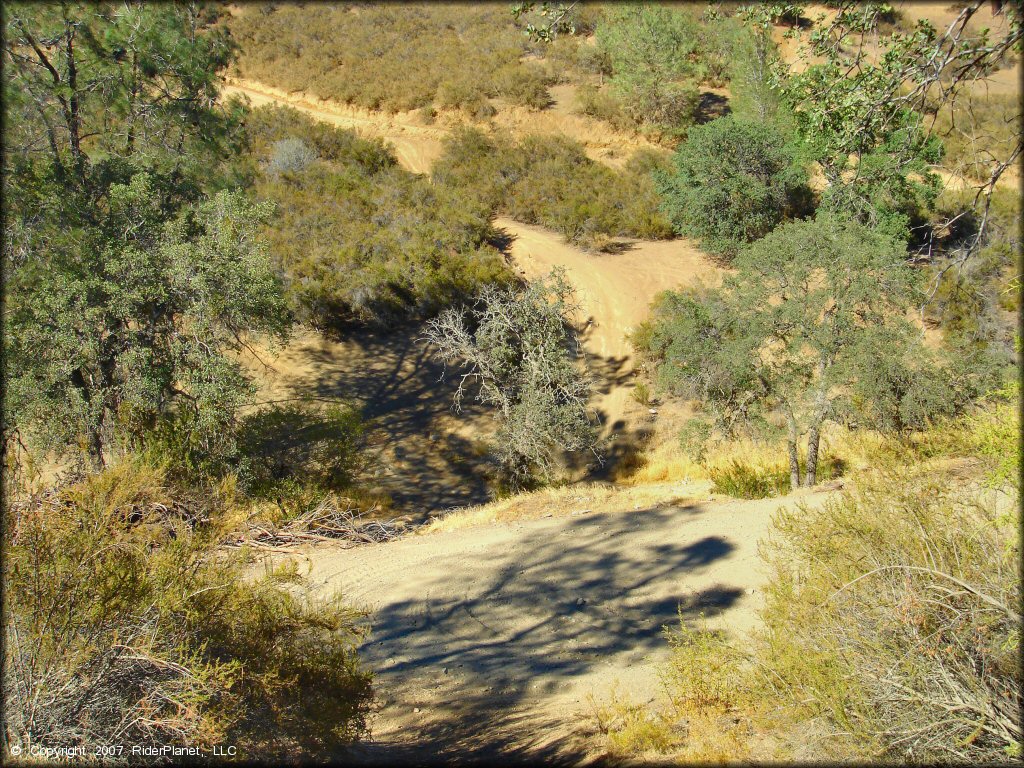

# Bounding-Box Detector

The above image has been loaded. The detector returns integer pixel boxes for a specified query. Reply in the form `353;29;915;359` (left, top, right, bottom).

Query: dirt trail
226;80;725;478
497;218;723;439
281;483;838;764
223;78;446;175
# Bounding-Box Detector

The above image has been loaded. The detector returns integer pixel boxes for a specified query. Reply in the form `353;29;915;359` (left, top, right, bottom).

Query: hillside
4;2;1019;765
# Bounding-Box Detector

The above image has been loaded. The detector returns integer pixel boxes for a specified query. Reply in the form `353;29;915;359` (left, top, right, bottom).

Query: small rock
443;667;449;675
413;707;421;714
576;597;587;606
648;408;658;415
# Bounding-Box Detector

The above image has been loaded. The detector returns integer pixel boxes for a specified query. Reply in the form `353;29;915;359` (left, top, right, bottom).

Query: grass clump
3;459;372;760
432;127;673;248
708;453;840;499
706;458;790;499
591;688;680;757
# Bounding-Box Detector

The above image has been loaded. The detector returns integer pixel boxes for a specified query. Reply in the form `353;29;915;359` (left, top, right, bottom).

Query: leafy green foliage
637;215;979;488
3;2;241;187
656;116;811;260
426;270;599;489
229;4;556;113
433;127;672;248
5;174;290;466
241;107;512;328
594;4;703;138
774;1;1019;242
3;461;372;758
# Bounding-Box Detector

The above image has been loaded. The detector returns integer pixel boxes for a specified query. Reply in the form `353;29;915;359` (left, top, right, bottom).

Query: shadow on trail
335;502;744;765
280;328;494;519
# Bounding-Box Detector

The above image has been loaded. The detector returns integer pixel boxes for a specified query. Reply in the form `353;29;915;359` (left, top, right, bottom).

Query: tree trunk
786;411;800;491
805;418;822;487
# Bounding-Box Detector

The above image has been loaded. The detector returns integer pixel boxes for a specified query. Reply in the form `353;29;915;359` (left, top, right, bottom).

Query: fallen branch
223;496;403;550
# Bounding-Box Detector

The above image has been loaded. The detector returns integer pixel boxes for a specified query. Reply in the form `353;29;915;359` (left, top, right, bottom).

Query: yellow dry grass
419;478;715;536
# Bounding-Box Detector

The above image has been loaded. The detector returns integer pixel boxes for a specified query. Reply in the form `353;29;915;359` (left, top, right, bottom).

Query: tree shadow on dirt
278;329;495;519
333;502;745;764
697;91;731;124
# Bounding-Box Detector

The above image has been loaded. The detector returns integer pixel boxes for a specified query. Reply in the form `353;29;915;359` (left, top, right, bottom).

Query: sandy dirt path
496;218;723;439
279;484;837;765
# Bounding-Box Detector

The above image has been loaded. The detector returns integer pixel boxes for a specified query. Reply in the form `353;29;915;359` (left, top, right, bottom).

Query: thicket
3;460;372;758
240;107;512;329
655;116;812;261
228;3;557;114
432;127;672;249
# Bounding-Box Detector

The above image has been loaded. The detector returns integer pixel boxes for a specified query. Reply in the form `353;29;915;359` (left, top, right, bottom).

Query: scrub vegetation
3;0;1021;763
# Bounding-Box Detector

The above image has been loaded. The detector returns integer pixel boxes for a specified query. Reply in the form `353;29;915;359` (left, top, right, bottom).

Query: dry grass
593;395;1021;763
419;479;712;536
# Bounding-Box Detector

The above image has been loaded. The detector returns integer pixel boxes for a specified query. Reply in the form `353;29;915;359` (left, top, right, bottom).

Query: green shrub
594;4;703;138
2;460;372;759
432;127;673;248
243;107;511;328
708;453;840;498
656;116;811;261
575;83;633;131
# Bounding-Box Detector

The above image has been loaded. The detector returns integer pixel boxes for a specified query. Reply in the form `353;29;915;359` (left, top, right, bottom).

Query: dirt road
281;484;837;764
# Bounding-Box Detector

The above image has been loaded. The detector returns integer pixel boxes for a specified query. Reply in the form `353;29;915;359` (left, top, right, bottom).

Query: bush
265;137;318;176
432;128;673;248
575;83;633;131
425;270;599;490
3;461;372;759
656;116;811;261
633;401;1022;762
243;107;512;328
236;403;366;498
760;465;1021;761
229;4;563;114
594;4;704;138
932;95;1020;182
